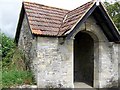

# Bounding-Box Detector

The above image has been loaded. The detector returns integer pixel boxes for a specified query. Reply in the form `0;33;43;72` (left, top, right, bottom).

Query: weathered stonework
18;14;120;88
119;44;120;87
71;15;120;88
18;14;37;76
34;37;73;88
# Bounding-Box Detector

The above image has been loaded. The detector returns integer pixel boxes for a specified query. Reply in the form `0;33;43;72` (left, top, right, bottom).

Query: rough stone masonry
16;1;120;88
18;14;120;88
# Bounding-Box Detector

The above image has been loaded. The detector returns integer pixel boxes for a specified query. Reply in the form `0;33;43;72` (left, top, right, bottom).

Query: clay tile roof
24;2;69;36
58;1;94;36
23;1;95;36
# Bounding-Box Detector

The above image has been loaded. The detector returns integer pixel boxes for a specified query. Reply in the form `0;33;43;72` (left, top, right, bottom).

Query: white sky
0;0;116;38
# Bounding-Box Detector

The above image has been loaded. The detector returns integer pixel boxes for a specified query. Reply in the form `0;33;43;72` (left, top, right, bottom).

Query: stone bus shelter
15;0;120;88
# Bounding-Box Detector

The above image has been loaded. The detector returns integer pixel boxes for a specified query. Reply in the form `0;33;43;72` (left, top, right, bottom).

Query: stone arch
73;30;99;88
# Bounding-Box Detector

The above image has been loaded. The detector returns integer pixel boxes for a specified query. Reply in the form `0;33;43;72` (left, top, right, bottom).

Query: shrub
1;33;36;88
2;48;35;88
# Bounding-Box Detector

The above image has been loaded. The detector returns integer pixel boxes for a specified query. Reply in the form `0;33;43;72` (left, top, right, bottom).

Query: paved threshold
74;82;92;88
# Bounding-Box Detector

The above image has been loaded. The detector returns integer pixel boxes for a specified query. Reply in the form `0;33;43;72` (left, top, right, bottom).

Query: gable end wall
71;15;119;88
18;14;37;78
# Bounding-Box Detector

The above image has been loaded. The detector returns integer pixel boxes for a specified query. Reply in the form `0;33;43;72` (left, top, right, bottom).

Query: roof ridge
60;1;95;23
66;1;93;15
23;1;70;12
57;14;68;36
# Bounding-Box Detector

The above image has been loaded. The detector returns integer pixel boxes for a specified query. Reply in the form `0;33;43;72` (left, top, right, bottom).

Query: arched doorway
74;32;94;87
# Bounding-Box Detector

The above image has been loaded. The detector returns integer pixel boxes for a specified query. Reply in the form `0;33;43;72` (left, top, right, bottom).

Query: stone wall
109;43;119;87
18;14;37;77
34;37;73;88
18;13;73;88
18;14;119;88
118;44;120;87
70;15;119;88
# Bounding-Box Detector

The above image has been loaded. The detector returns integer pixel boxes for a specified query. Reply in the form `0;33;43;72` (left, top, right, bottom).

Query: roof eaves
99;2;120;41
25;12;36;38
100;2;120;35
14;3;25;44
23;3;43;36
64;1;97;38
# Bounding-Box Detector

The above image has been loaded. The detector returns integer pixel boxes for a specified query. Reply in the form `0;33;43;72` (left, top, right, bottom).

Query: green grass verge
2;48;36;88
2;68;34;88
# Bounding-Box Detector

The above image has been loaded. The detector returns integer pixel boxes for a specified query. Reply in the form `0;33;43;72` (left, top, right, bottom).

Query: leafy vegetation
104;1;120;31
2;68;34;88
1;32;35;88
1;33;15;68
1;33;15;58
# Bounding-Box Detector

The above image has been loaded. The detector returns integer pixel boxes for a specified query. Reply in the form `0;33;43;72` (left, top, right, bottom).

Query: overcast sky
0;0;115;38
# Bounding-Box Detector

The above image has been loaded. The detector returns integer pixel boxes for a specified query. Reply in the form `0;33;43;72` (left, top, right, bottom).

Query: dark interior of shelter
74;32;94;86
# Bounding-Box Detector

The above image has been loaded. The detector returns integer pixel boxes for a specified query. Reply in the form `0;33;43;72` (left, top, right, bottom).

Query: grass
2;48;36;88
2;67;34;88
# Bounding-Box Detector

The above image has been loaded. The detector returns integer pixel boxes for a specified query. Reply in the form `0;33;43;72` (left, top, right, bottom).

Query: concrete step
74;82;93;88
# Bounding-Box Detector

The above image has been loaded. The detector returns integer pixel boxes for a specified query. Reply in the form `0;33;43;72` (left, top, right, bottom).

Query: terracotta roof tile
24;1;69;36
58;1;94;36
23;1;95;36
